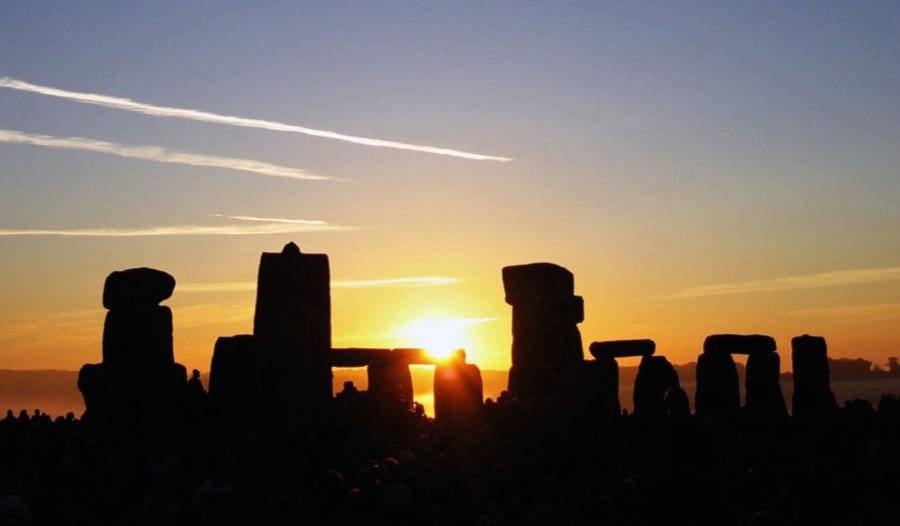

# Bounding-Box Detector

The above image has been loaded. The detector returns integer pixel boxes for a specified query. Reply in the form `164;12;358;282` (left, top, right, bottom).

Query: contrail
0;222;355;237
0;77;513;162
659;266;900;299
0;129;333;181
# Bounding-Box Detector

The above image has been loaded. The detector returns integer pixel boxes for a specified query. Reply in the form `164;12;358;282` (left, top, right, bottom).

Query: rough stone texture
704;334;776;355
102;306;174;368
745;350;788;418
590;339;656;358
791;334;837;420
434;353;484;433
695;351;740;418
633;355;680;418
209;335;258;418
503;263;585;409
253;243;333;422
367;361;414;408
102;267;175;310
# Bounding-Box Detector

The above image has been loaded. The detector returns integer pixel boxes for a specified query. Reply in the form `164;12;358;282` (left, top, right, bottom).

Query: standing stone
584;345;620;419
102;305;174;369
78;267;186;429
695;340;740;418
708;334;786;418
367;359;414;409
586;339;658;419
634;355;680;418
745;349;788;419
791;334;837;420
253;242;332;423
503;263;584;410
433;350;484;433
209;335;258;418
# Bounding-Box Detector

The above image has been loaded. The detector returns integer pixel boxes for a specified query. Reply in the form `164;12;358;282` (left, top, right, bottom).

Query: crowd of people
3;382;900;525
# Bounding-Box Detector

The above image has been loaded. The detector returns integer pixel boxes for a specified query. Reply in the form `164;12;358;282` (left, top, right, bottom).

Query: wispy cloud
334;277;460;288
0;222;355;237
179;276;459;293
210;214;329;225
0;77;513;162
661;266;900;300
0;128;333;181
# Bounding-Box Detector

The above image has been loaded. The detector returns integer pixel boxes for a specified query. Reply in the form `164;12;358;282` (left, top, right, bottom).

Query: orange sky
1;5;898;375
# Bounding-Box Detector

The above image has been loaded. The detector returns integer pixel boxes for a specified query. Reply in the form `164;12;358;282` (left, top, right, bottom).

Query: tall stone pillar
367;360;414;409
79;267;186;428
253;242;332;423
434;350;484;433
791;334;837;420
502;263;584;409
209;335;258;419
695;336;741;418
634;355;680;418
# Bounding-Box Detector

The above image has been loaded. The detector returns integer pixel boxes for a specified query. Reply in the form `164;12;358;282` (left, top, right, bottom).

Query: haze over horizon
1;3;898;373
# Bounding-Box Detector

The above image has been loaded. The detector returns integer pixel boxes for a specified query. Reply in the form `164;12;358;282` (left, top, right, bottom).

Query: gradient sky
1;2;898;373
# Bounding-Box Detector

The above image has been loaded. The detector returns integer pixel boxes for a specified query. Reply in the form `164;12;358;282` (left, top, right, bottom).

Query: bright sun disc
400;319;465;360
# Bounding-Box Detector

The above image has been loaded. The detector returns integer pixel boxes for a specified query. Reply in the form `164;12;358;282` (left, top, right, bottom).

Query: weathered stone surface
102;267;175;309
253;243;333;422
703;334;776;355
745;350;788;418
791;334;837;420
434;351;484;433
633;355;679;417
102;305;174;368
590;339;656;359
695;351;740;417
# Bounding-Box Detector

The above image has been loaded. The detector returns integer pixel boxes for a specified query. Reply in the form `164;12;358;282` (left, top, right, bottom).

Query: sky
0;2;898;373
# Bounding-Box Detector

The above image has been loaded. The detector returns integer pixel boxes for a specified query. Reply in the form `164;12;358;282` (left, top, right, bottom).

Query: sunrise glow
397;318;496;361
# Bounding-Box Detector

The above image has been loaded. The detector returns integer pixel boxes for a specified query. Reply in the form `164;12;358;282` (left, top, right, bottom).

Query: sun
398;319;467;361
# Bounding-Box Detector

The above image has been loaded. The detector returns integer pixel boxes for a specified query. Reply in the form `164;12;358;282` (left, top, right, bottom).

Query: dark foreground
3;392;900;526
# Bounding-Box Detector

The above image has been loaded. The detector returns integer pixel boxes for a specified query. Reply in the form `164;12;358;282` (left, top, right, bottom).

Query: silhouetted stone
102;305;174;368
367;360;414;408
582;354;620;419
502;263;574;305
791;334;837;420
633;355;679;418
77;363;110;423
79;267;189;429
695;350;740;418
745;350;788;418
590;339;656;358
434;350;484;433
102;267;175;309
209;335;258;418
503;263;584;409
253;243;332;423
703;334;776;355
